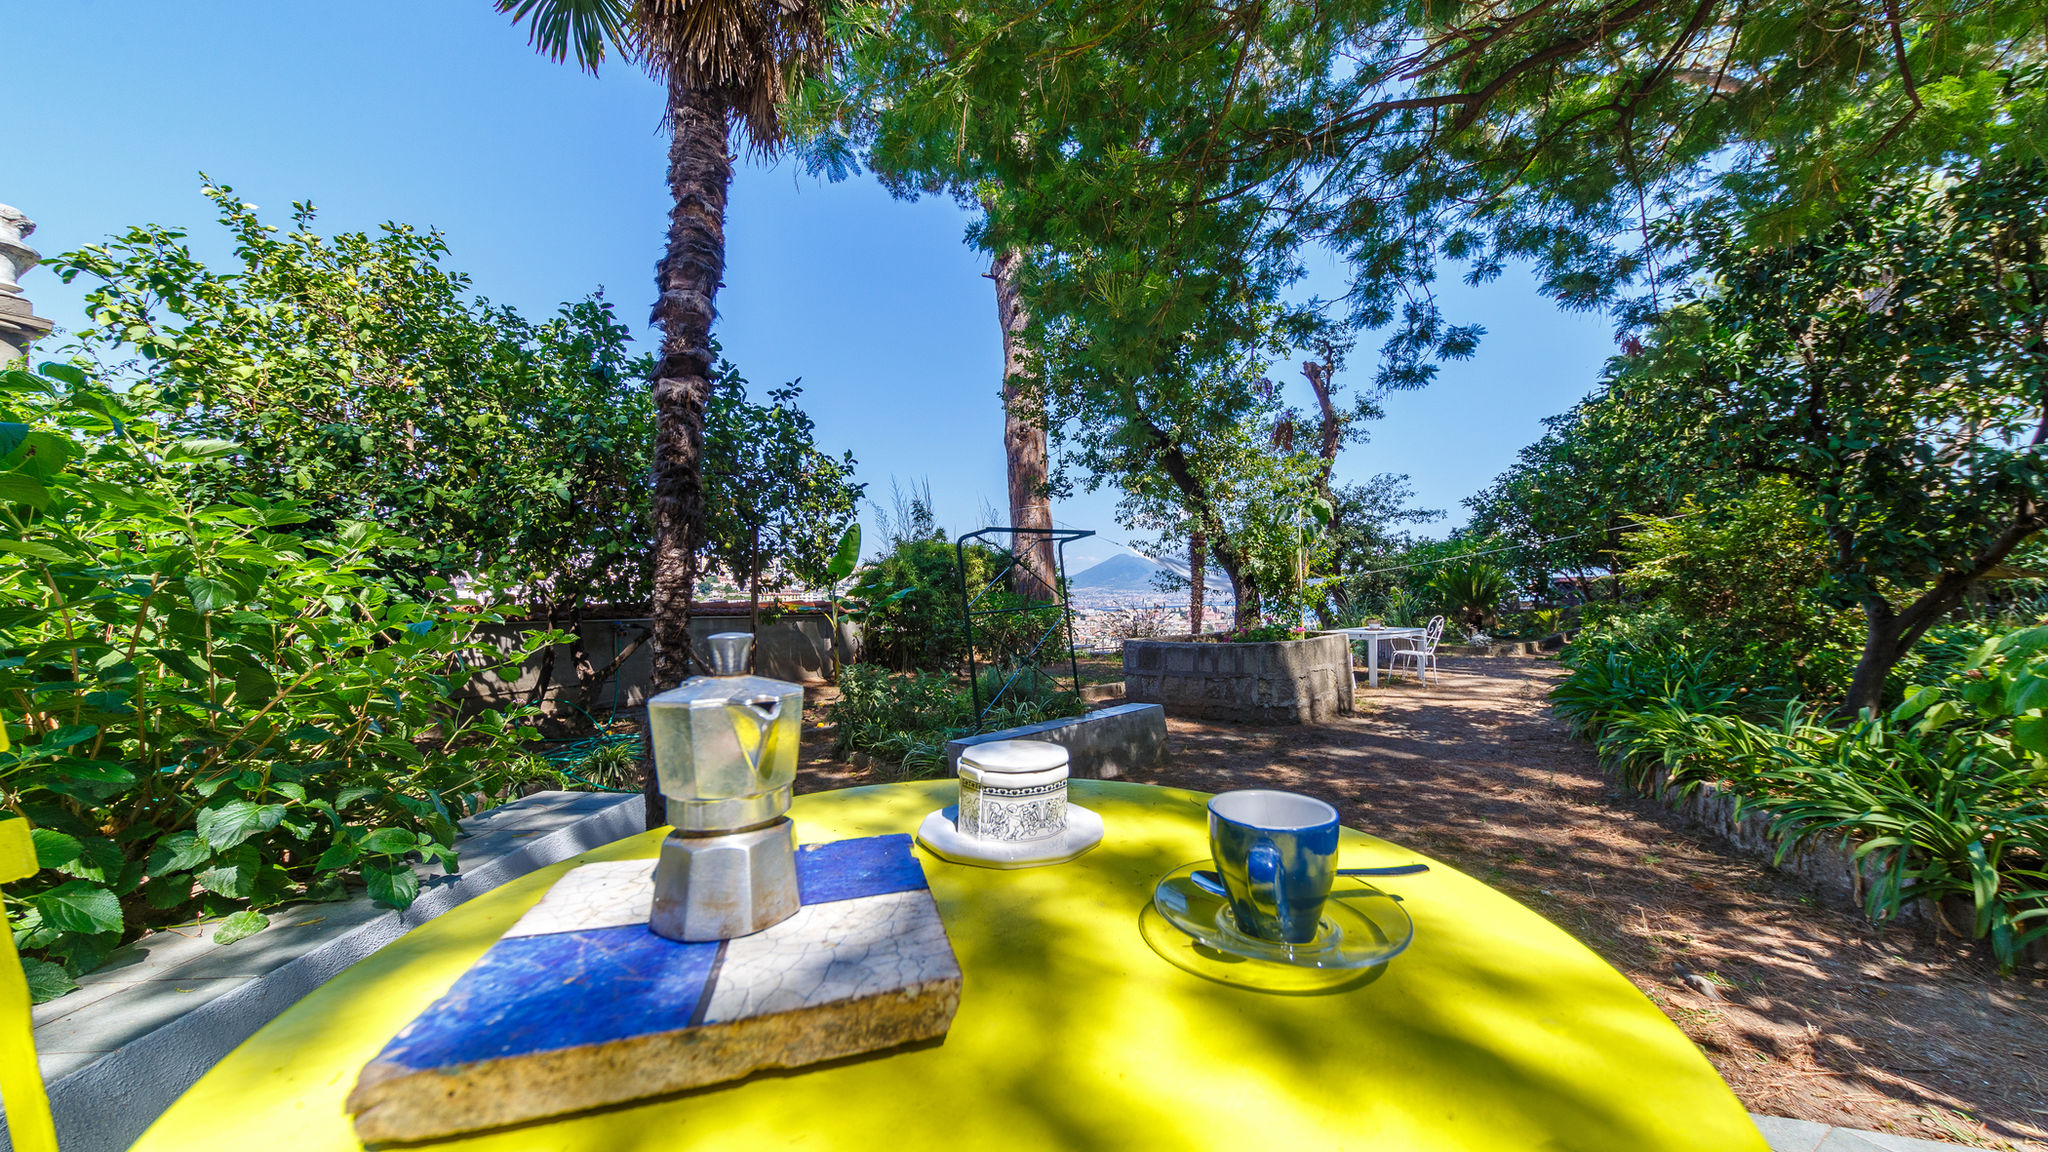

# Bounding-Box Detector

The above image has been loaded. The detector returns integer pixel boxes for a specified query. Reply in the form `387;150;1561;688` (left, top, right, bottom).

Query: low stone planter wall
1640;766;1911;921
945;703;1167;779
1123;635;1354;724
1631;767;2022;951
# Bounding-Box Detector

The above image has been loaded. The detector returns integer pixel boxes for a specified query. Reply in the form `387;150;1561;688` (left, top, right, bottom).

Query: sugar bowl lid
957;740;1069;774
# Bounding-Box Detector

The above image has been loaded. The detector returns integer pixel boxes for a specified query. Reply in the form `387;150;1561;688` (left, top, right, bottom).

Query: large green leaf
2012;715;2048;757
32;828;83;871
37;362;87;387
195;800;286;851
22;957;77;1004
0;538;73;563
145;831;212;875
363;862;420;909
184;575;235;613
2007;673;2048;716
357;827;421;855
39;724;98;751
211;909;270;946
196;847;260;899
0;472;52;509
57;835;126;884
30;880;123;935
164;438;242;462
827;522;862;583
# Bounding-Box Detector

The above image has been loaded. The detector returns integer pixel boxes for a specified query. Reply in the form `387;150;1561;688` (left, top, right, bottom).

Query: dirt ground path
797;657;2047;1148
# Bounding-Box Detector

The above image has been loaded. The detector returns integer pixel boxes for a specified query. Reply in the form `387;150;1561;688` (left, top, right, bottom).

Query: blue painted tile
375;926;718;1068
372;835;930;1072
796;834;927;905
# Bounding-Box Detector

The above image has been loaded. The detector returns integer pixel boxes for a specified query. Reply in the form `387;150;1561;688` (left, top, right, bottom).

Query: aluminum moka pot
646;632;803;942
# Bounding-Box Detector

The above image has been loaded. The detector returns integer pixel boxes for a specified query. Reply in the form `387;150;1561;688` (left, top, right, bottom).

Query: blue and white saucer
1143;861;1413;989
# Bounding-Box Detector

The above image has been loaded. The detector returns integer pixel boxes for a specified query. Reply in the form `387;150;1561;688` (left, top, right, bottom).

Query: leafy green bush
1622;482;1833;636
847;537;1019;672
1216;623;1309;643
829;664;1082;778
1428;559;1513;632
556;738;643;792
0;364;553;984
1554;617;2048;972
1753;719;2046;970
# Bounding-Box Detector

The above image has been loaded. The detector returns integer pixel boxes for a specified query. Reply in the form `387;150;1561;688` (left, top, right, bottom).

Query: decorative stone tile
500;859;655;938
346;833;961;1144
707;889;955;1020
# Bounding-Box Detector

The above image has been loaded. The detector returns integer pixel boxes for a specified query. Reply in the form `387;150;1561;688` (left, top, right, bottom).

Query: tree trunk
645;78;732;829
532;595;560;707
991;246;1056;602
1130;410;1259;626
1301;358;1343;496
748;522;762;648
1842;511;2046;715
1220;552;1259;627
649;77;729;692
568;596;593;711
1844;607;1909;718
1189;527;1207;636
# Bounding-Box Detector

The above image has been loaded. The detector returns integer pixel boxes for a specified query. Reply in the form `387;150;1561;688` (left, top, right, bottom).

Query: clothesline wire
1344;506;1714;580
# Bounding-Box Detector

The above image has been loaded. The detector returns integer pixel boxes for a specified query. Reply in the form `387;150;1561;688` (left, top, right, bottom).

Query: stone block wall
1122;635;1354;724
945;703;1167;779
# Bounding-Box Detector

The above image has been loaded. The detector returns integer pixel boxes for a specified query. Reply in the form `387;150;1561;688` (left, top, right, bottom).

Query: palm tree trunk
649;78;730;693
991;246;1055;601
644;79;731;830
1189;527;1206;636
748;523;762;643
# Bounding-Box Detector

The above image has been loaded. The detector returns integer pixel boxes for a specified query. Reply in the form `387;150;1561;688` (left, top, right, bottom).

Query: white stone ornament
0;204;37;297
0;202;53;366
916;739;1104;869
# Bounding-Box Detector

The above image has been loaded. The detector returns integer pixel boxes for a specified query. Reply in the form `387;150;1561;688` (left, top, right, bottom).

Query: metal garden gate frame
955;525;1093;733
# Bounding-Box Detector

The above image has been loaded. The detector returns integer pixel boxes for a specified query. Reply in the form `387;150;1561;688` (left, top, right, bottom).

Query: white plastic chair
1386;616;1445;684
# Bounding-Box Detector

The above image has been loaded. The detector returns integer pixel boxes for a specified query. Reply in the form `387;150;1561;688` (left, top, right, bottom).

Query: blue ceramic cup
1207;790;1340;944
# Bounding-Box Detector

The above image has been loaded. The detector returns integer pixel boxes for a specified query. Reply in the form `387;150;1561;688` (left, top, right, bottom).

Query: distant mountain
1070;553;1178;591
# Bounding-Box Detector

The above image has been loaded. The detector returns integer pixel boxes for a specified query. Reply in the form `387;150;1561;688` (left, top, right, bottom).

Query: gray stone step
1754;1113;1982;1151
5;789;645;1152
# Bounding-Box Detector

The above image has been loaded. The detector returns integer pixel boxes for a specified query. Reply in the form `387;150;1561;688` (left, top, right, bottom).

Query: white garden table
1326;626;1429;687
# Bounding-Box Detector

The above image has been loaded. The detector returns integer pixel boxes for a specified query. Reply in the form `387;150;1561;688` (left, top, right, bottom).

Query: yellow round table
135;780;1767;1151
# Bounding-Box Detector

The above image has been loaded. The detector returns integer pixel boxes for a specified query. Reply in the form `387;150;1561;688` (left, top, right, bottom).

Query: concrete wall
945;703;1168;780
459;611;854;715
1123;634;1354;725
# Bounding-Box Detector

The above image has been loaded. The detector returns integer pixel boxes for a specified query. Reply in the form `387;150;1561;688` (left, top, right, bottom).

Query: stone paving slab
3;790;644;1152
1754;1113;1978;1152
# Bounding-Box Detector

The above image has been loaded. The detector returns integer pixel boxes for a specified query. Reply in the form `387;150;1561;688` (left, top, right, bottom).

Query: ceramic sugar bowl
915;738;1105;869
957;740;1070;843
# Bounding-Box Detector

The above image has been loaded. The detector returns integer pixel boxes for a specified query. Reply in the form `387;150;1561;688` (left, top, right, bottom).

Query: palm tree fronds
497;0;633;74
636;0;836;148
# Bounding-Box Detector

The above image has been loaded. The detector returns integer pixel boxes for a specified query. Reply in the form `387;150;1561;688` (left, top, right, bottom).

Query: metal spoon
1188;863;1428;898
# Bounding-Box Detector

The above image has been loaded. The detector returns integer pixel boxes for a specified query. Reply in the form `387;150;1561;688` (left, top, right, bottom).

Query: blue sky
12;3;1616;566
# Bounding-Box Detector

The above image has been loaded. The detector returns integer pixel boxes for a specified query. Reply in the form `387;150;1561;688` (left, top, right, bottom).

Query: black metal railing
955;526;1093;732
